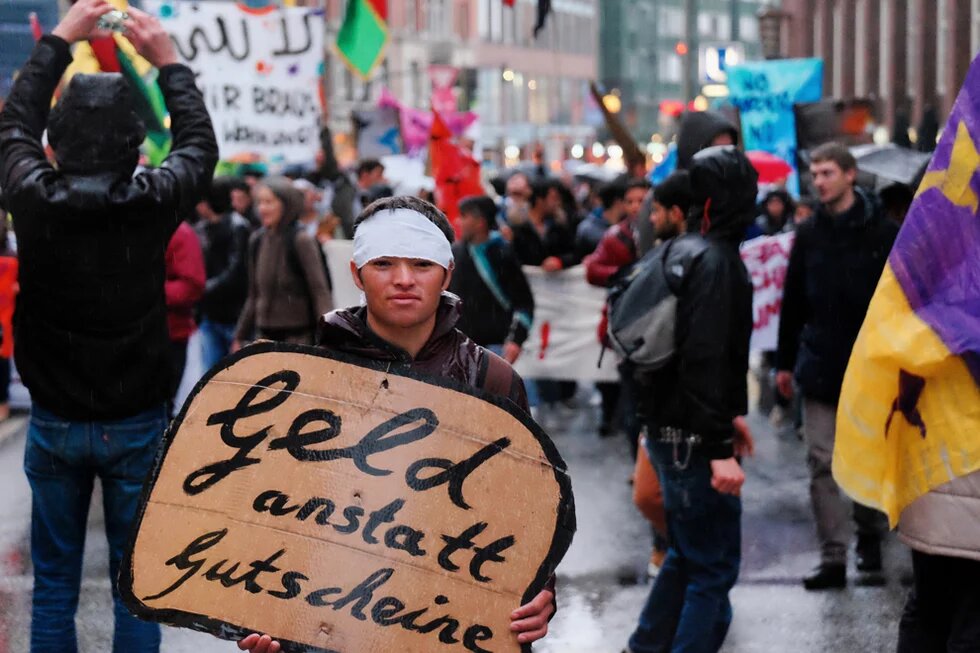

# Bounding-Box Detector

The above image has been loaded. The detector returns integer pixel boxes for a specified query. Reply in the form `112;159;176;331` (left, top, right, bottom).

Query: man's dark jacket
0;36;218;420
636;146;756;459
449;234;534;348
196;212;250;325
511;218;579;269
776;188;898;404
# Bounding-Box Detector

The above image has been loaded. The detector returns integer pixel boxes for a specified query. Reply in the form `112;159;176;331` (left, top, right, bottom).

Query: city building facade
778;0;979;142
322;0;600;165
598;0;768;142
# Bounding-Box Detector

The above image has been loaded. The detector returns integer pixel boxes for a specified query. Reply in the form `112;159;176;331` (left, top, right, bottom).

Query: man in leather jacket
0;1;217;649
239;196;562;653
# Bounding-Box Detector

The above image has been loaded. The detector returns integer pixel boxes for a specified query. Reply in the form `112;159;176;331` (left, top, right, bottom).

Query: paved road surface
0;381;910;652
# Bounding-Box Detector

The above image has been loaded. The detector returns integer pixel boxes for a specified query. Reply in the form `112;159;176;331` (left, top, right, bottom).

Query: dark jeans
597;381;620;429
629;440;741;653
897;550;980;653
25;403;167;653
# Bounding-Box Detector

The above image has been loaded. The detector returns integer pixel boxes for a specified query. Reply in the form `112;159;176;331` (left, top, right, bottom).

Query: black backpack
605;233;708;370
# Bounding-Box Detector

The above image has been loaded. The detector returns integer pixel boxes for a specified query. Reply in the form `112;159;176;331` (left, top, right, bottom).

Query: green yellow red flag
335;0;387;80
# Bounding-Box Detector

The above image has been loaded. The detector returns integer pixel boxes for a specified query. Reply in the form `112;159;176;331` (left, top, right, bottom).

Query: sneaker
647;548;666;578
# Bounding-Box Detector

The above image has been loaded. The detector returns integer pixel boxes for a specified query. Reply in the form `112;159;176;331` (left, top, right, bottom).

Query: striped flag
834;54;980;526
336;0;387;79
87;35;171;164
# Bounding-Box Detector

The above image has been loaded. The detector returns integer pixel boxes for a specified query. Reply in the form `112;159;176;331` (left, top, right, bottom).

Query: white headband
352;208;454;269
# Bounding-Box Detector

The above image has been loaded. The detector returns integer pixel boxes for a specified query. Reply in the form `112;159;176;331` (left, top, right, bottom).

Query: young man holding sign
239;196;555;653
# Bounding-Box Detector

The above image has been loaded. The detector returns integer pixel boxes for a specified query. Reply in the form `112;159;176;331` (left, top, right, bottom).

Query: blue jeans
199;317;237;371
25;404;167;653
629;440;741;653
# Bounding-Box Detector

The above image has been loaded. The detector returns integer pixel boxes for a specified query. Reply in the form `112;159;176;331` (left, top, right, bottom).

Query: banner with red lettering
740;232;795;352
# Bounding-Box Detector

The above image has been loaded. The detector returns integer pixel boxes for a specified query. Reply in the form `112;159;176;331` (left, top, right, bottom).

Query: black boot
803;563;846;590
856;534;883;572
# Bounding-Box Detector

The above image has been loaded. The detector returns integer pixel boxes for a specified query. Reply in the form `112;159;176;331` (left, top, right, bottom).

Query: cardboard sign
121;343;575;653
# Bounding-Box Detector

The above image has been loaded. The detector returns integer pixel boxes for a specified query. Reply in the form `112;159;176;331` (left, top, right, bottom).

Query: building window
739;15;758;42
503;1;516;44
413;0;426;33
662;7;683;37
490;0;502;42
478;0;489;39
938;0;948;95
660;53;682;83
973;0;980;54
456;0;470;41
343;66;354;102
410;61;422;107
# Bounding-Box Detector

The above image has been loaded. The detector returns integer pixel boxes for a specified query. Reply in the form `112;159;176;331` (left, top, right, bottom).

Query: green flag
336;0;388;79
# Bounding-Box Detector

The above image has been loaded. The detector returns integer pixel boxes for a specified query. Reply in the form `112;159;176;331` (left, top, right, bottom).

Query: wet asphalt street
0;370;910;653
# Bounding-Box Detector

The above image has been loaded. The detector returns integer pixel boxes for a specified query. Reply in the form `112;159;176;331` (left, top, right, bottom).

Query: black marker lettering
267;571;308;600
406;438;511;509
142;529;227;602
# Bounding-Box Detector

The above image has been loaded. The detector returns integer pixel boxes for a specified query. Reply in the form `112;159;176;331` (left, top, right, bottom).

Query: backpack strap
662;233;709;294
481;350;515;400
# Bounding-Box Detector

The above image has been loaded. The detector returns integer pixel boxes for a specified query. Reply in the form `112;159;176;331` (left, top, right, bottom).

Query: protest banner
353;106;402;159
740;232;795;352
513;266;619;383
145;0;324;164
122;344;575;652
728;58;823;196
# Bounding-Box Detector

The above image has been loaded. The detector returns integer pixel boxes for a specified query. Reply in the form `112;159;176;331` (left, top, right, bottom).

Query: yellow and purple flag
834;56;980;526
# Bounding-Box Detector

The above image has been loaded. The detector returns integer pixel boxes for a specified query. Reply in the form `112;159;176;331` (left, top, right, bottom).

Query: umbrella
746;150;794;184
850;144;931;188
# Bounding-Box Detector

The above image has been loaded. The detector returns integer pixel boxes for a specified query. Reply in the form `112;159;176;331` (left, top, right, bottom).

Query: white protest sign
146;0;324;164
740;232;795;352
513;266;619;383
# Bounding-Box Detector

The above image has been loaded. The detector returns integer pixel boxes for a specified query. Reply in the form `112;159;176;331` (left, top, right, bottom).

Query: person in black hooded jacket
0;1;217;650
627;146;756;653
637;110;739;256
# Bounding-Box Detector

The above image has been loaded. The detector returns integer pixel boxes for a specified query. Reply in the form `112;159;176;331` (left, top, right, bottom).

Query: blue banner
728;58;823;196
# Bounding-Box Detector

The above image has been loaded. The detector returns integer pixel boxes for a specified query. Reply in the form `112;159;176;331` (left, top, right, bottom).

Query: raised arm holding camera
0;1;217;649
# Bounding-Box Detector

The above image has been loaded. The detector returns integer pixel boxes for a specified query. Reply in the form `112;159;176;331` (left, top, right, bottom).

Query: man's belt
655;426;703;445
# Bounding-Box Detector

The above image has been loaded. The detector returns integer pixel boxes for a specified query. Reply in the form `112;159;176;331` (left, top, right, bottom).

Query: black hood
47;73;145;175
688;145;759;243
677;110;739;170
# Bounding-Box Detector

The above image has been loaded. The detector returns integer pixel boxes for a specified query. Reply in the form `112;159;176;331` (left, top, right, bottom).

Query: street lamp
757;6;788;60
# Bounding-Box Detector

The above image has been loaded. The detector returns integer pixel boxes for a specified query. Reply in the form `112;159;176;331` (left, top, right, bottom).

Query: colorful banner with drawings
834;54;980;526
145;0;324;164
728;58;823;196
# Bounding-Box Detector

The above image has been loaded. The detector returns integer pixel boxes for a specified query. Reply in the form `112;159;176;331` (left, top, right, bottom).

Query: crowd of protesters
1;3;973;653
